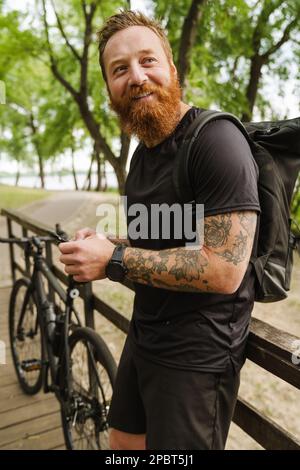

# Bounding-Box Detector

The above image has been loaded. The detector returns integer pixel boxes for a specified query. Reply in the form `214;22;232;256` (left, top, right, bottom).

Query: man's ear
169;60;178;77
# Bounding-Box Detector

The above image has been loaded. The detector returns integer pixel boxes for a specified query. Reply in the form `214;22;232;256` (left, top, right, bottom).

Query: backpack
172;109;300;302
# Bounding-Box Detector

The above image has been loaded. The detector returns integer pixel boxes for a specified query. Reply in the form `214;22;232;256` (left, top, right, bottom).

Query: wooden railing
1;207;300;450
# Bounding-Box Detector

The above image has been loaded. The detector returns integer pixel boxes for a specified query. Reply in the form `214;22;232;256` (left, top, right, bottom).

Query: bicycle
0;228;117;450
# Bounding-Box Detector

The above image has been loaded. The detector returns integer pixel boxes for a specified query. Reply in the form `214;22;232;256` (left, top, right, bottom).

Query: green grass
0;184;52;212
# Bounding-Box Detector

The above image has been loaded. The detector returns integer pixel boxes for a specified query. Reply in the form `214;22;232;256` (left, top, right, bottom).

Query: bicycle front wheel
60;327;117;450
9;278;44;395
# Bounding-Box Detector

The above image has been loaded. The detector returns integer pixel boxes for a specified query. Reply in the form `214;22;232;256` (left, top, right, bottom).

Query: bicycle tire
60;327;117;450
9;277;44;395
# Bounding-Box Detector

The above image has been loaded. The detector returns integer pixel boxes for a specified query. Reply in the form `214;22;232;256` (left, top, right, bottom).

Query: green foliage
0;0;299;190
155;0;300;118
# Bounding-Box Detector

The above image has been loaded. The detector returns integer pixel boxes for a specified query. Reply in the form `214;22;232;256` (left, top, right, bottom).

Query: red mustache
125;84;163;101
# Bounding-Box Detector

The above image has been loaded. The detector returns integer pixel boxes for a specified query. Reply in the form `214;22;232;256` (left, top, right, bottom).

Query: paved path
20;191;92;226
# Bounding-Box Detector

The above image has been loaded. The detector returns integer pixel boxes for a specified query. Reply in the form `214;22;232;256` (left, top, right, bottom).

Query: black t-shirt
125;107;261;372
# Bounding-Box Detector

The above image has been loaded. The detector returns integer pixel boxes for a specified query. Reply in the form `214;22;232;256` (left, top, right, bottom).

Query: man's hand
58;232;115;282
74;227;96;240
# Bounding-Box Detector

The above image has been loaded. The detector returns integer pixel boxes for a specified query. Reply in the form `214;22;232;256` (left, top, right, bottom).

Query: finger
75;227;94;240
95;232;107;240
59;254;76;265
73;275;87;283
58;241;78;254
64;264;79;275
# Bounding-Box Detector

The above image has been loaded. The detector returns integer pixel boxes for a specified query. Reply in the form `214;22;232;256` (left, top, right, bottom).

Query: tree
0;9;49;187
155;0;300;120
0;3;98;190
0;105;34;185
40;0;130;194
1;0;299;196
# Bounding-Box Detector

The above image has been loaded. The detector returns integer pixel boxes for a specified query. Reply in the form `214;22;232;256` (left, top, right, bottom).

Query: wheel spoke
60;328;116;450
9;279;43;394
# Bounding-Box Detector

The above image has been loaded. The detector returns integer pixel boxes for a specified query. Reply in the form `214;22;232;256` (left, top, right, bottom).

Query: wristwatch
105;244;128;282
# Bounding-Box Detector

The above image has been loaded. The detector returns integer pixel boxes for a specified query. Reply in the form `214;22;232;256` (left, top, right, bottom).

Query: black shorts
108;337;240;450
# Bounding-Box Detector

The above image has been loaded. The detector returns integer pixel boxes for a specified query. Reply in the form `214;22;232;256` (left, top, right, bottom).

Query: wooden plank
249;317;300;359
93;295;130;334
51;443;66;450
1;425;65;450
0;373;20;387
0;382;30;400
0;396;60;429
233;397;300;450
0;411;61;448
0;391;53;413
1;209;60;238
0;354;13;367
248;318;300;389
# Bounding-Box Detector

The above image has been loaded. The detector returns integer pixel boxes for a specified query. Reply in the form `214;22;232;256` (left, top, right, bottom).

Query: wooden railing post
7;217;16;283
22;226;31;279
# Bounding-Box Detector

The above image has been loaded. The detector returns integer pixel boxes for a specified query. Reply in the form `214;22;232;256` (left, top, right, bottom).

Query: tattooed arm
123;211;257;294
107;235;131;246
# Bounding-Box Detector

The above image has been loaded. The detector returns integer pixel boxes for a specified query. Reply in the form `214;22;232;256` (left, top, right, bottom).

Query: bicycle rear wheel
60;327;117;450
9;278;44;395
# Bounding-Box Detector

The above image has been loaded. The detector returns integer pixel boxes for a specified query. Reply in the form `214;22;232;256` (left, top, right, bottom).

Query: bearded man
59;10;260;450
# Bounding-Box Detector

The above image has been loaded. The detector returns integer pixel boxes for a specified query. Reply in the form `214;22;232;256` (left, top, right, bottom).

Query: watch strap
111;244;126;263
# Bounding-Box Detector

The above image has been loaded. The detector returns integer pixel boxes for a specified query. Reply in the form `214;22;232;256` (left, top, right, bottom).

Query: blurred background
0;0;300;451
0;0;299;214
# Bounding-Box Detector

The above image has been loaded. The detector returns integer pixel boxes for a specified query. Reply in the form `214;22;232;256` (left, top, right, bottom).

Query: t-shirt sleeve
189;119;261;216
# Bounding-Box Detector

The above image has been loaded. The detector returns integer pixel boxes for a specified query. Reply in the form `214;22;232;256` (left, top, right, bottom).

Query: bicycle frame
1;232;117;450
1;234;82;403
30;248;82;402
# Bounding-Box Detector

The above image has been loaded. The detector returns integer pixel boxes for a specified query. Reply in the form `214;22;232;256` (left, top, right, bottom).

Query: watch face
106;262;125;282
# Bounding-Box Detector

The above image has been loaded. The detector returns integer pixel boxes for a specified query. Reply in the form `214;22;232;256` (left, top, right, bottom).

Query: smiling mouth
132;92;153;101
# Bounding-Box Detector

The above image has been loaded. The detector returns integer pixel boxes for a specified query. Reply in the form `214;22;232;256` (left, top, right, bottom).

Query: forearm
107;235;130;246
123;246;233;294
122;211;256;293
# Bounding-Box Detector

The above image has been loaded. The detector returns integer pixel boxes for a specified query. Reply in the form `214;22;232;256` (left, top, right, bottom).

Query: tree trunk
83;152;94;191
113;163;127;195
71;147;78;190
38;153;45;189
29;112;45;188
177;0;207;91
15;167;20;186
241;55;264;122
95;149;101;191
43;1;135;195
102;158;107;191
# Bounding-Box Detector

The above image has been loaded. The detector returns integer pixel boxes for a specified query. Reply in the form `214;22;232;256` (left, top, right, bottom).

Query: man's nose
128;64;147;87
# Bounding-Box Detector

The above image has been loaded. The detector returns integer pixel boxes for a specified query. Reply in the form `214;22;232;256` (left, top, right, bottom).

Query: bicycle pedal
21;359;42;372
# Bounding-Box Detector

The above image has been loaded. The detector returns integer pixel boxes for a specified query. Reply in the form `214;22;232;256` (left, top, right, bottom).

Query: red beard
110;72;182;147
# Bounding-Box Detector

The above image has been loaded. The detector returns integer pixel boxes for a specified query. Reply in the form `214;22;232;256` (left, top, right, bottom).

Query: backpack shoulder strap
173;109;250;202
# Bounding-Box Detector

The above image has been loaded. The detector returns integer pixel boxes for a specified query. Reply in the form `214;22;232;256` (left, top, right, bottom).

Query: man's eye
114;65;127;74
143;57;156;64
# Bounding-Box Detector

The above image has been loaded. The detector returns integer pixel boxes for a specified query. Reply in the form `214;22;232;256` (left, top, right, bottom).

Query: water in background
0;171;118;190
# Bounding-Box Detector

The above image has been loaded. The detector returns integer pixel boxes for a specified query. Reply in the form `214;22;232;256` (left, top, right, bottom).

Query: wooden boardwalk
0;286;66;450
